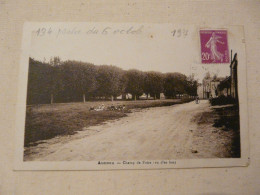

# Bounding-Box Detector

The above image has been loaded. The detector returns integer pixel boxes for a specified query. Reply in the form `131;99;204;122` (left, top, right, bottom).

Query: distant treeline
27;57;198;105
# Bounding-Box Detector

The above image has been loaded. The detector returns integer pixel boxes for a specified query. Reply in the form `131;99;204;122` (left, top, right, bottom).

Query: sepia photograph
14;23;248;169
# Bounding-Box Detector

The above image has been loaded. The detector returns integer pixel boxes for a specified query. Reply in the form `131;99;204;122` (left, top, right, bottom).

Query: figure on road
195;96;200;104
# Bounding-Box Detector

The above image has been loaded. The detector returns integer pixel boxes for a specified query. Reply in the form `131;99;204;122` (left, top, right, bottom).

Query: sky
29;23;240;83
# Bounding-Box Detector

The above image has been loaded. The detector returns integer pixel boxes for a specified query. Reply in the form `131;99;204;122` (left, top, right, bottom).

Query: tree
95;65;125;100
27;58;50;104
125;69;145;100
27;58;64;104
49;60;64;104
27;57;198;104
49;56;61;66
59;61;97;102
163;72;187;99
144;71;164;99
186;74;198;97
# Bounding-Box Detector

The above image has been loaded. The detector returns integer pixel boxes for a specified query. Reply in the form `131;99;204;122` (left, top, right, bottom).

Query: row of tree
27;57;198;104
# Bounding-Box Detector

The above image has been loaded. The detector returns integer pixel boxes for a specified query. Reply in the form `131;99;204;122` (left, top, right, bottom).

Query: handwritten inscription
35;27;53;36
34;25;144;38
171;29;188;38
34;26;189;39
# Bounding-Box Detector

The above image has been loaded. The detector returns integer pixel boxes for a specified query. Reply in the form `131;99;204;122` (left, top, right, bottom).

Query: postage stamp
200;30;229;64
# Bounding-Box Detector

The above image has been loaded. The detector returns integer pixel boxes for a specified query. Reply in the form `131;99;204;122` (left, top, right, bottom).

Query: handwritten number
35;28;40;36
36;28;52;36
177;29;181;37
48;28;52;34
41;28;46;36
183;29;188;37
172;29;188;38
171;30;176;37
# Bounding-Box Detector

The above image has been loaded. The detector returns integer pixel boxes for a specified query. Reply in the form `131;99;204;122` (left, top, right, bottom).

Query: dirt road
25;100;231;161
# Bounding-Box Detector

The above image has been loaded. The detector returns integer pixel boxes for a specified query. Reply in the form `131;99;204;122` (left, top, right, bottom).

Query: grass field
193;104;240;157
24;99;192;147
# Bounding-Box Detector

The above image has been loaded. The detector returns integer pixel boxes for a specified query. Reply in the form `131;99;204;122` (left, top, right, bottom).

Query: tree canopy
26;57;198;104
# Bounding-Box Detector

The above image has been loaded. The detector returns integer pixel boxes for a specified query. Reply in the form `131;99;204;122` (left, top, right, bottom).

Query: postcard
14;23;249;170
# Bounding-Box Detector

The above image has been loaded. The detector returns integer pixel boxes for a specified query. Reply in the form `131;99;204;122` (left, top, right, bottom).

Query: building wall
230;56;238;99
197;85;204;99
210;81;220;98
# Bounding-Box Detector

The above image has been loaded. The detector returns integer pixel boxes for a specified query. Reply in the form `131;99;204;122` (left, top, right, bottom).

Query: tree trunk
83;93;86;103
134;95;136;101
51;94;53;104
111;95;114;102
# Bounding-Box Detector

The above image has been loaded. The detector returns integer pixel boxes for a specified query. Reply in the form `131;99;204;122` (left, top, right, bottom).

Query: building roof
218;76;231;90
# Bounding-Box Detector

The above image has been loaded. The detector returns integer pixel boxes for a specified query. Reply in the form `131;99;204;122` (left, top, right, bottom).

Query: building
199;77;225;99
230;53;238;100
197;83;204;99
217;53;238;101
117;93;132;100
199;52;238;100
217;76;231;96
